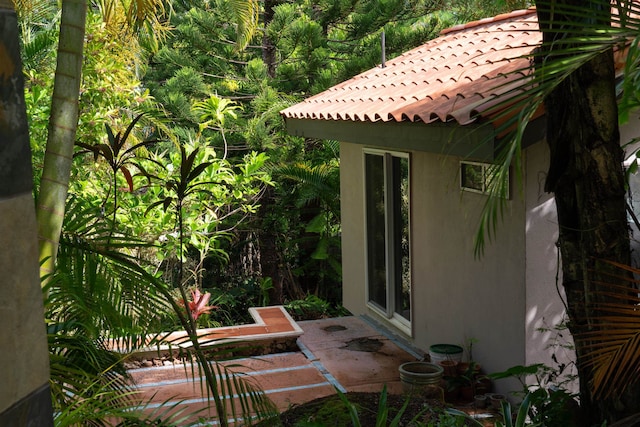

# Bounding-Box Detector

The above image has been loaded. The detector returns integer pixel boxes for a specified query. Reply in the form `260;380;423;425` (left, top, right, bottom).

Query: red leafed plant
181;288;217;320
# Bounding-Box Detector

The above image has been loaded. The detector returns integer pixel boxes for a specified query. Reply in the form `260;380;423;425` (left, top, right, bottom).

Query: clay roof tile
281;8;542;126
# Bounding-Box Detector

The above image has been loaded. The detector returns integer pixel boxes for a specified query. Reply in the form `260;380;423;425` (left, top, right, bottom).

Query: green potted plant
445;361;481;402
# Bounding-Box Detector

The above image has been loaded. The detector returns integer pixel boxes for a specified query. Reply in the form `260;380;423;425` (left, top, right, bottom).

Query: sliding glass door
364;150;411;326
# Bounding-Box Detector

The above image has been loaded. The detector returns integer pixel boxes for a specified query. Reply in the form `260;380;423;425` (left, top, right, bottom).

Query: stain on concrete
342;337;384;353
322;325;347;333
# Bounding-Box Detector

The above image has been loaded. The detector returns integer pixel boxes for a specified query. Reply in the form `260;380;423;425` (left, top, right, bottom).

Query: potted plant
474;374;493;395
446;361;482;403
442;377;461;403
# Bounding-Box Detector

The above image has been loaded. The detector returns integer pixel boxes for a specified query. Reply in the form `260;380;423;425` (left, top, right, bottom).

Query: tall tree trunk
261;0;279;77
36;0;86;280
0;1;54;424
258;187;284;304
538;1;640;422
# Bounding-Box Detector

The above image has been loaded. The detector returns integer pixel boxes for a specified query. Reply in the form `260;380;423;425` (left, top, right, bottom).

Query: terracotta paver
129;313;420;425
297;317;418;395
140;306;304;352
131;351;337;424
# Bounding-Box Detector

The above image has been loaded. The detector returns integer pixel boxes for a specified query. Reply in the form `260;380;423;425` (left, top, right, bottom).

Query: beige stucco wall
523;142;574;376
340;142;527;394
522;116;640;388
341;142;367;317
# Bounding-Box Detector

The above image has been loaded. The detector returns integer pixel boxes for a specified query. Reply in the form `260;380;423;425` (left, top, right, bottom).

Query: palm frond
275;161;340;213
224;0;259;50
212;359;277;423
121;396;203;426
55;186;276;426
48;325;135;426
575;261;640;400
60;234;277;425
49;197;172;339
15;0;60;70
473;0;640;254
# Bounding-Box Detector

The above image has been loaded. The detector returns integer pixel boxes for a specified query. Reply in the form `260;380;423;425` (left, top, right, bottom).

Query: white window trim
460;160;510;198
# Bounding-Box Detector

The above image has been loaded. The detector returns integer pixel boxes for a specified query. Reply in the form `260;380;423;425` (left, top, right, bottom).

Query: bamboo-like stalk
36;0;87;282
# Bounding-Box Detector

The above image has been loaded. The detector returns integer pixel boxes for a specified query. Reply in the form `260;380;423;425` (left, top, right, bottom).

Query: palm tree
0;0;53;424
193;95;244;159
47;226;189;426
36;0;87;282
274;155;342;297
476;0;640;422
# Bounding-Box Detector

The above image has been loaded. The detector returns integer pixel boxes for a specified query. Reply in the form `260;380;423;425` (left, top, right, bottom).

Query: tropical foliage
47;198;277;426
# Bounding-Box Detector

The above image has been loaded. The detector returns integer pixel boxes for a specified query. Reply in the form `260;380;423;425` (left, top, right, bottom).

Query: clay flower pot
474;376;492;394
456;362;470;376
438;360;459;376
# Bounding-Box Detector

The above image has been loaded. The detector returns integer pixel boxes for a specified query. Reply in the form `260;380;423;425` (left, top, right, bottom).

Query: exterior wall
523;141;574;379
340;142;368;317
523;116;640;388
341;141;527;394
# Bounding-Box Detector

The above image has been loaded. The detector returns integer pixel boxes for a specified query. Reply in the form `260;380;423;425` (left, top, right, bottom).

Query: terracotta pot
472;363;482;375
439;360;459;376
456;362;470;376
457;361;482;377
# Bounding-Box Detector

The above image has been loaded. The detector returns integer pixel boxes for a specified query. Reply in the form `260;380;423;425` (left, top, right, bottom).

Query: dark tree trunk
257;187;284;304
261;0;279;78
537;0;640;422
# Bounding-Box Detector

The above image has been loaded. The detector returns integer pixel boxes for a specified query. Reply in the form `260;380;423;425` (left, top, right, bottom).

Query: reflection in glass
365;152;411;323
365;154;387;310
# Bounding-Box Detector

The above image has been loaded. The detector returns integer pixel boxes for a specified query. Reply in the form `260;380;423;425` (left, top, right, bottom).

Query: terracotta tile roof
281;8;540;126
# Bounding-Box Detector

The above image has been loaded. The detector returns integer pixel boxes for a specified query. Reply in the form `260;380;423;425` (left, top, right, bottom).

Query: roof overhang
285;116;546;162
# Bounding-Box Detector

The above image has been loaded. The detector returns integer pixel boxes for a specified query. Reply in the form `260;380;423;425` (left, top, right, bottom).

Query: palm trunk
36;0;87;280
0;1;54;424
538;1;640;422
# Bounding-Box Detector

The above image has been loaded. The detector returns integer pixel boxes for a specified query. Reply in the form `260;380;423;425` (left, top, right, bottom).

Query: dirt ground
252;391;490;426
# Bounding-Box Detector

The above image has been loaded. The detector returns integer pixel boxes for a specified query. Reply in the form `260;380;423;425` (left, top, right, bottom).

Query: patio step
118;306;304;360
130;351;337;425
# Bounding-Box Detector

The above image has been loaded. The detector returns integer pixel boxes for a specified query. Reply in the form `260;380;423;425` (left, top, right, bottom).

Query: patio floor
128;314;422;425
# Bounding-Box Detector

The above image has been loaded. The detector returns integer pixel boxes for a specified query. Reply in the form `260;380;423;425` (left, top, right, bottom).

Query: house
280;8;640;393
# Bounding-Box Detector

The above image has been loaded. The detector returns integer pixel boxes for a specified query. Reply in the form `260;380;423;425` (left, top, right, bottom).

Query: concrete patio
128;313;422;425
